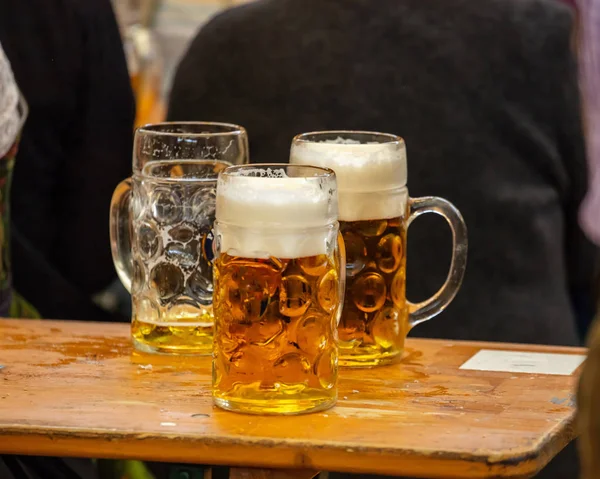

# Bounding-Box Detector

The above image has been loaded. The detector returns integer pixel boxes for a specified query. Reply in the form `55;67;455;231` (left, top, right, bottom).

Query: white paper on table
459;349;586;375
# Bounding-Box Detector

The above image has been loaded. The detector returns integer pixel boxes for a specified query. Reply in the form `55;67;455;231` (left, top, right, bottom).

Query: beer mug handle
335;230;347;326
109;178;133;293
406;196;468;329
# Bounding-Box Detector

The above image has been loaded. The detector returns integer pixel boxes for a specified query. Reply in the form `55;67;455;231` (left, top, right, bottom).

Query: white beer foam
216;170;337;258
290;138;407;221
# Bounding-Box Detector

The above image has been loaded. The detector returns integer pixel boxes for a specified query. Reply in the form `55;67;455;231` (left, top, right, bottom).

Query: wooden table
0;320;585;479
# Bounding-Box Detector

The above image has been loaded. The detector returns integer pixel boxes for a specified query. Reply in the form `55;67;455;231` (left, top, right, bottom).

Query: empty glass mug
111;122;248;354
111;160;228;354
132;122;249;173
212;164;345;414
291;131;467;367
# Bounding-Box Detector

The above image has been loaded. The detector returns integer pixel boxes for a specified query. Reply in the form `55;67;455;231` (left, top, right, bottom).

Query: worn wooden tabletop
0;319;585;478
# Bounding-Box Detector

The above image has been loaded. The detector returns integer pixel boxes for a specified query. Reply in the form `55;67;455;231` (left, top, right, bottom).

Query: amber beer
212;164;343;415
291;131;468;367
339;217;408;364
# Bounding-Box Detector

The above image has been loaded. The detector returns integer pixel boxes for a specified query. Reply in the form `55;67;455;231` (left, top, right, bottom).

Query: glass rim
293;130;404;145
136;121;247;138
135;159;227;183
220;163;336;179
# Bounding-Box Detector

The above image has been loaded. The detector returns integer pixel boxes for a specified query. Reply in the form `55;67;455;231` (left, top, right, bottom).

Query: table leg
229;468;320;479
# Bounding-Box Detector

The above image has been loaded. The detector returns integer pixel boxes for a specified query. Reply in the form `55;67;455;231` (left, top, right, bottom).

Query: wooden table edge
0;414;576;479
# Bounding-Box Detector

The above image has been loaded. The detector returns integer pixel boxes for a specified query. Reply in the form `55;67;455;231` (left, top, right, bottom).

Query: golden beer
291;131;468;368
213;253;339;414
212;164;342;414
339;217;407;366
131;309;214;354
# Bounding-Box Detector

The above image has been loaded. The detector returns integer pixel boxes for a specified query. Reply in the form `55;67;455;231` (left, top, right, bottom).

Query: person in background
574;0;600;475
0;41;38;319
169;3;593;476
169;0;596;347
0;37;99;479
0;0;135;322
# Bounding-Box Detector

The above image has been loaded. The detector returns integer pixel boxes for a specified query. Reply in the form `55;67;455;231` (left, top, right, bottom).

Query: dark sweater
0;0;134;321
169;0;596;346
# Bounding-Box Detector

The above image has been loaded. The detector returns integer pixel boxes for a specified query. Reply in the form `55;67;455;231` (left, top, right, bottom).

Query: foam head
290;131;408;222
215;164;338;259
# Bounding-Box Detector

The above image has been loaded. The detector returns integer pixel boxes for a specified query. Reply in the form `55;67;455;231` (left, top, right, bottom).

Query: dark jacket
0;0;134;321
169;0;596;346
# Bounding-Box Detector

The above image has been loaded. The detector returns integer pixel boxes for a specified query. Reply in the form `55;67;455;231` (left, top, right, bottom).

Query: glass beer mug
212;164;345;414
111;160;229;354
291;131;467;367
132;122;249;173
110;122;248;354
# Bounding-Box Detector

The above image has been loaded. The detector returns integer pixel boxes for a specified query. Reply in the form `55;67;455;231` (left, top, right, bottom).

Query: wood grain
229;468;319;479
0;319;584;478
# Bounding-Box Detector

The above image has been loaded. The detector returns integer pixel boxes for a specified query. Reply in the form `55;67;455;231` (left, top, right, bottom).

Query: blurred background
111;0;252;126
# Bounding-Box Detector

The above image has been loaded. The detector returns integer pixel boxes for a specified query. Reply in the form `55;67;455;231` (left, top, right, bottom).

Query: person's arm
11;224;127;322
55;0;135;295
549;6;599;336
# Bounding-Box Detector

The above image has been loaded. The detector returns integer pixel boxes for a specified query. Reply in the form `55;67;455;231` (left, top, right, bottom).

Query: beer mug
132;122;249;173
111;122;248;354
212;164;345;414
110;160;230;354
291;131;467;367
